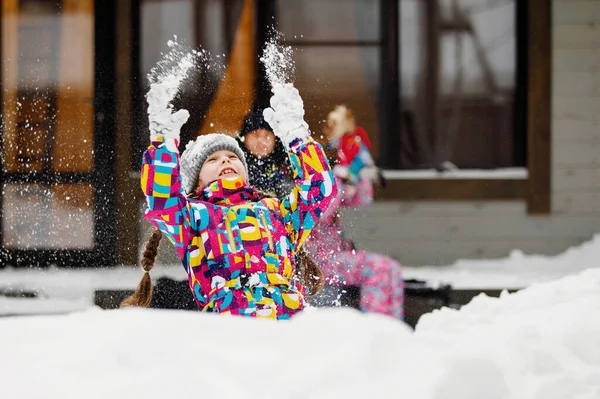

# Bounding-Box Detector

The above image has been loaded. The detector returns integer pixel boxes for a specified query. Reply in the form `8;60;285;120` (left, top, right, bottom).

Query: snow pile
404;233;600;289
4;232;600;315
414;267;600;398
2;268;599;399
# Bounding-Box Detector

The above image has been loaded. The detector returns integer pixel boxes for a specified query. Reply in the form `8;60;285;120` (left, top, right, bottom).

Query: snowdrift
1;268;600;399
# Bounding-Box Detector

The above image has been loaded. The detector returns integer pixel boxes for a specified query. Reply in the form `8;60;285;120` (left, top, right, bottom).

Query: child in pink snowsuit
304;177;404;320
305;105;404;320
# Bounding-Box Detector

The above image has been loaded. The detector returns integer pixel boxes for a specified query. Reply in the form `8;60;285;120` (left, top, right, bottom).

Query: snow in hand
2;268;599;399
146;37;219;144
146;38;193;139
259;30;295;87
260;33;309;145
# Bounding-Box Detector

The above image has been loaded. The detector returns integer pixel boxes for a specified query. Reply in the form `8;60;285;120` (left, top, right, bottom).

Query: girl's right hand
147;82;190;143
149;108;189;142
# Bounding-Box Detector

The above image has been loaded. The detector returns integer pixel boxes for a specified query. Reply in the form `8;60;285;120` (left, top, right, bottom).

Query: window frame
377;0;551;214
0;0;118;267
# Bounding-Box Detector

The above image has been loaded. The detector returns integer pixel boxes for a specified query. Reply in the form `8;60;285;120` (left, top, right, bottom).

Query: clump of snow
146;37;224;139
146;38;195;137
259;29;295;87
259;30;309;145
1;268;599;398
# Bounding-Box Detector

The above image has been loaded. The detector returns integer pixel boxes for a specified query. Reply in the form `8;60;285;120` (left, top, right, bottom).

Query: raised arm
263;83;338;251
141;82;195;262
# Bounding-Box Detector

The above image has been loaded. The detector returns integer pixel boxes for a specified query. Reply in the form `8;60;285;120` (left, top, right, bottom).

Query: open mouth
219;167;237;177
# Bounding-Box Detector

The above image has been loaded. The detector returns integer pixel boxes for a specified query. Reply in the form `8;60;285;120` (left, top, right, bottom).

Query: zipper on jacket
225;210;237;253
259;209;274;251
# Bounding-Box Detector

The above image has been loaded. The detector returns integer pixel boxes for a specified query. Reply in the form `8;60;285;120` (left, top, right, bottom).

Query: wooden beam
527;0;551;214
379;0;401;168
374;179;527;201
114;0;140;265
54;0;95;173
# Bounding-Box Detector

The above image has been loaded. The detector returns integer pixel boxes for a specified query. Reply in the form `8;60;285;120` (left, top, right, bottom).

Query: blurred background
0;0;595;274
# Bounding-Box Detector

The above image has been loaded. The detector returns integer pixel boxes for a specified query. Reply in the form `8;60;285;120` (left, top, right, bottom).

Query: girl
122;83;337;319
307;104;404;320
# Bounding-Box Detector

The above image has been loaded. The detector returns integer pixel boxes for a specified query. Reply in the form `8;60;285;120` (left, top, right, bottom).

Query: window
0;0;116;266
399;0;522;170
271;0;550;213
274;0;382;153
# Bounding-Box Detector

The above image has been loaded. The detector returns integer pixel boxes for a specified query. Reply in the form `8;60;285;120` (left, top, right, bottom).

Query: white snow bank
3;232;600;315
0;265;185;315
1;268;599;399
414;268;600;399
404;233;600;289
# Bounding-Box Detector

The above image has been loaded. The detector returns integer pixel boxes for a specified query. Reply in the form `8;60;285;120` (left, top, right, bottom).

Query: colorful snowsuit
141;136;336;319
305;178;404;320
331;127;376;185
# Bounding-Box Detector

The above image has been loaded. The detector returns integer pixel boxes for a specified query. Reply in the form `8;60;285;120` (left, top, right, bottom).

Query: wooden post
527;0;551;214
379;0;401;168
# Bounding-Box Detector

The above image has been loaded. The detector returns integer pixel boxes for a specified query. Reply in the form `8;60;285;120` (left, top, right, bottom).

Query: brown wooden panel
53;0;94;173
199;0;255;136
527;0;551;214
374;179;527;201
52;183;93;209
2;0;20;172
115;0;139;265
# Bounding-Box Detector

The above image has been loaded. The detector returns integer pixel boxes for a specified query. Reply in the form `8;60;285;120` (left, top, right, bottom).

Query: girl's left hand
263;83;310;146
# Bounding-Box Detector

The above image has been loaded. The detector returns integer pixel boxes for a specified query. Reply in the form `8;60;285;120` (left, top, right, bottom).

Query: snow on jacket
141;136;337;319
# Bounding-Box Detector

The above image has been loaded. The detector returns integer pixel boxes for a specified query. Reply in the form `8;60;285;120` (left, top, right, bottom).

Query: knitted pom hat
239;110;274;138
180;133;249;194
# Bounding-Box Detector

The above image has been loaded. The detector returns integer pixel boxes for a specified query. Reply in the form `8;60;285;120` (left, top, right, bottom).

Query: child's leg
360;253;404;320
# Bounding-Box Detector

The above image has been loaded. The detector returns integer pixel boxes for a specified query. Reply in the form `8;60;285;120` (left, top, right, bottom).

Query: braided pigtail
120;228;163;308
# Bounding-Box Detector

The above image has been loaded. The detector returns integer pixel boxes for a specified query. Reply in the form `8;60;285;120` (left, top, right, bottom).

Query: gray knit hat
180;133;248;194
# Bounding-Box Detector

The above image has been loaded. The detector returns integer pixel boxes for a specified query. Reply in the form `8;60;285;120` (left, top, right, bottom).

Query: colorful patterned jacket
141;136;336;319
333;127;375;184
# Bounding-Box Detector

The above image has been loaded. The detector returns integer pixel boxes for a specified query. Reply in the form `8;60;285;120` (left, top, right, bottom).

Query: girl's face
197;150;247;188
324;105;355;141
243;129;276;158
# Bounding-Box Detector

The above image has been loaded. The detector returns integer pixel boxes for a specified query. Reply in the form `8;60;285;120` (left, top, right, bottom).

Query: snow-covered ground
2;233;600;316
402;233;600;290
1;267;599;399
